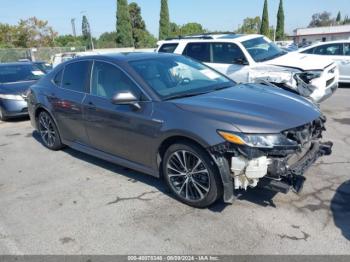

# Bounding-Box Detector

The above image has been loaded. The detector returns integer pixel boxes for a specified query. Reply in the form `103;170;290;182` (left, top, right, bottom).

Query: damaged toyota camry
27;53;333;208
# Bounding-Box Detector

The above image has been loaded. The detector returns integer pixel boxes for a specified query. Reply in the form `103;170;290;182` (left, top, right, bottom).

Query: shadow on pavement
31;130;280;212
331;180;350;241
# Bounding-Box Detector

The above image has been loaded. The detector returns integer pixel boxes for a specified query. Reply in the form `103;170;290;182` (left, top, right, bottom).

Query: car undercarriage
209;116;333;204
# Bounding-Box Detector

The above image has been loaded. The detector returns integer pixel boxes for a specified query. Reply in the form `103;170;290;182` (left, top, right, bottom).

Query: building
294;24;350;46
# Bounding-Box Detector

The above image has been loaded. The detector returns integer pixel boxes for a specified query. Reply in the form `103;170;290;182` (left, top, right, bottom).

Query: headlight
218;130;298;149
0;94;24;101
294;70;322;84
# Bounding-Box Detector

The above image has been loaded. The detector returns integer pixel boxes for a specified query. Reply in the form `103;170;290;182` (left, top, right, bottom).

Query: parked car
0;62;45;121
156;34;339;103
33;61;53;74
51;52;77;68
299;40;350;83
27;53;332;208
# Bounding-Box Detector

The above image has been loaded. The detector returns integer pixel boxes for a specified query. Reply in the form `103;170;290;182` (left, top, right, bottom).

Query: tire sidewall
37;111;63;150
162;142;222;208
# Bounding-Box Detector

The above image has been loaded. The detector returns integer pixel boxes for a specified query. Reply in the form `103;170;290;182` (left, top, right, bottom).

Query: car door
83;60;158;168
207;42;250;83
50;60;91;144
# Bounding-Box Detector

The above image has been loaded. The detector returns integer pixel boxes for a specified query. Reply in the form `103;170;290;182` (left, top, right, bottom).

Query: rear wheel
163;142;222;208
37;111;64;150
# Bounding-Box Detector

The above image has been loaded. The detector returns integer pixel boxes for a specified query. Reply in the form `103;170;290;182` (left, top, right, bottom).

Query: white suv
156;34;339;103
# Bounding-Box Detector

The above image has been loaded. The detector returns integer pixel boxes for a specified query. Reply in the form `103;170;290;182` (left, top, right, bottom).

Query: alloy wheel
38;112;56;148
166;150;210;201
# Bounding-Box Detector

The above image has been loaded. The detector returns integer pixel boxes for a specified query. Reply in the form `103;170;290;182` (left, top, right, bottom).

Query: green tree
55;35;86;47
0;23;17;48
308;12;334;27
129;2;157;48
260;0;269;37
81;16;93;49
336;11;342;24
236;16;261;34
116;0;134;47
97;32;117;48
276;0;285;40
159;0;170;40
169;22;180;37
180;23;206;35
16;17;57;47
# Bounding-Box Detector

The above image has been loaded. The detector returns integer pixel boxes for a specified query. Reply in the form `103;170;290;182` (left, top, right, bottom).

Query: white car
157;34;339;103
299;40;350;83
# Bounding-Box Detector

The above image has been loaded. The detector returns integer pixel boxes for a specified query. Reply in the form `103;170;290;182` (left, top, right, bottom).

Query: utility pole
71;18;76;37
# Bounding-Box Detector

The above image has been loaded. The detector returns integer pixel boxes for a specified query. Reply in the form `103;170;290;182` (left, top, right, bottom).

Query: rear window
0;64;45;83
158;43;179;53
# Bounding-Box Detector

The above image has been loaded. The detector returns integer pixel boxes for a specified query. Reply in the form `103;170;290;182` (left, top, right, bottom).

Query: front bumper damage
209;117;333;204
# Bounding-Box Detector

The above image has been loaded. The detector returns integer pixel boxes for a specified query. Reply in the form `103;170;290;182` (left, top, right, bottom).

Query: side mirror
111;91;141;110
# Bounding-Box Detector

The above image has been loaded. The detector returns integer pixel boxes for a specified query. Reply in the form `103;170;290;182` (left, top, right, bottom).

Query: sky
1;0;349;37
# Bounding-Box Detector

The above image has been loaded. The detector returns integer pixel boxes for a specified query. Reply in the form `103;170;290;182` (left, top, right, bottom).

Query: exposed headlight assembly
0;94;24;101
294;70;322;84
218;130;298;149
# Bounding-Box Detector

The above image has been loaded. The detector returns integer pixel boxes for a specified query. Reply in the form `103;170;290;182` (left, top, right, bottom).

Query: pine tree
260;0;270;37
276;0;285;40
116;0;134;47
159;0;170;40
336;11;342;24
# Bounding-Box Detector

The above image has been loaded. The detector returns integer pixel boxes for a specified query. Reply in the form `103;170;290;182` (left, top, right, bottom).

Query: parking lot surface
0;88;349;255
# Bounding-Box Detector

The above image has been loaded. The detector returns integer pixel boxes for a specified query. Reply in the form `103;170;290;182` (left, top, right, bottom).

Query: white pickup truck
157;34;339;103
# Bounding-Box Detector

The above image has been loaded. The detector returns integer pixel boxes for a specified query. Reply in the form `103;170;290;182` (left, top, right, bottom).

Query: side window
62;61;91;92
53;68;63;87
159;43;178;53
91;61;140;99
183;43;210;63
314;44;342;56
344;43;350;56
302;47;315;54
211;43;247;64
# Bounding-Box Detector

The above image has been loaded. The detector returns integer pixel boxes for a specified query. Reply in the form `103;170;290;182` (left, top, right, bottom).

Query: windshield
242;37;287;62
129;55;234;100
0;64;45;83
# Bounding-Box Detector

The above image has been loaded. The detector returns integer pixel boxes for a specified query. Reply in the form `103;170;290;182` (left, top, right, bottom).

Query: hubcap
39;113;56;147
166;150;210;201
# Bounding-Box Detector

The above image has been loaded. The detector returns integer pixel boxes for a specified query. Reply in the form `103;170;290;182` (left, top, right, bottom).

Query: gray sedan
27;53;332;208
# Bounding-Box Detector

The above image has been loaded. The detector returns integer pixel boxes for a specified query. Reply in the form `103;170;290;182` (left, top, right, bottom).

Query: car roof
300;39;350;51
72;52;178;63
157;34;263;45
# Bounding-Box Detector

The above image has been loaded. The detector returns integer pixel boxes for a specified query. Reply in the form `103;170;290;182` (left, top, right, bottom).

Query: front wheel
37;111;64;150
163;142;223;208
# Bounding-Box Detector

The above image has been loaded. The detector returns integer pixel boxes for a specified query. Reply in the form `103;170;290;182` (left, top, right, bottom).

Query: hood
263;52;334;71
172;84;321;134
0;80;36;95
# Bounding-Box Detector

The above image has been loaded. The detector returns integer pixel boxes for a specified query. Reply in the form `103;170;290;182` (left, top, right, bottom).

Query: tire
162;142;223;208
0;106;7;121
37;111;64;150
